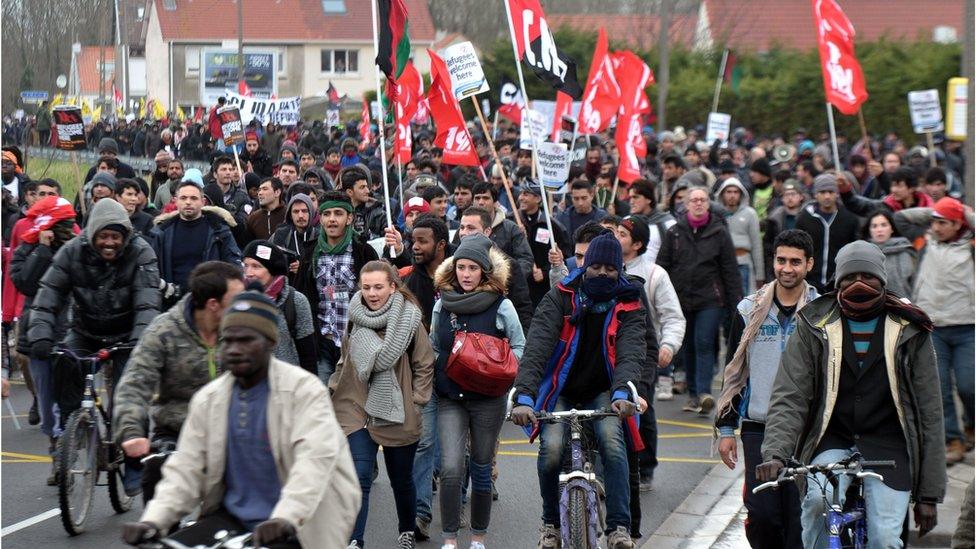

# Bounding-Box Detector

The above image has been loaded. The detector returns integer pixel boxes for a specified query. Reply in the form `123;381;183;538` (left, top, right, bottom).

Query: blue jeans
679;307;724;397
932;325;975;442
413;392;439;522
538;393;631;532
738;263;751;297
28;358;60;438
800;447;910;549
347;428;418;546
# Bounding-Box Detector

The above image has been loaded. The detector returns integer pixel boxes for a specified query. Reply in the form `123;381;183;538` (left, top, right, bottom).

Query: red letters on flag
427;49;480;167
359;100;372;145
579;28;621;134
812;0;867;115
612;51;653;184
395;61;422;163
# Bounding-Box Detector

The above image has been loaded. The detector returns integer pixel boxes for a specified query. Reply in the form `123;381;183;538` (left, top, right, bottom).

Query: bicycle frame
557;412;605;547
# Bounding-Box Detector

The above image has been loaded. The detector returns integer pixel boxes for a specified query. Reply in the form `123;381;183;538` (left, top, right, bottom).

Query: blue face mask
582;275;618;303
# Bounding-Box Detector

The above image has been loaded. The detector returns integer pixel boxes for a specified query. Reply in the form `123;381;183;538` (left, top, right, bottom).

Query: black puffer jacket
28;199;161;345
656;212;742;312
10;241;68;354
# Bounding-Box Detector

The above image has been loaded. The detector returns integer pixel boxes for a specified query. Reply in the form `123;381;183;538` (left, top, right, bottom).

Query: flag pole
711;48;729;114
825;102;841;170
370;0;394;234
472;96;524;229
503;0;531;114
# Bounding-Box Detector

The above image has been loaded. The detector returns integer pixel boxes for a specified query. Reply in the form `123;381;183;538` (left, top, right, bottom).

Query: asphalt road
1;377;720;548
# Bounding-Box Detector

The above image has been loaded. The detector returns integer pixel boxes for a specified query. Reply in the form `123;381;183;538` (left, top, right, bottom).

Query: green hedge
478;28;961;140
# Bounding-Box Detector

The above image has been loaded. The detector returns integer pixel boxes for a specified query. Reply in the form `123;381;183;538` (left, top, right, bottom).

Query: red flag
612;51;653;184
812;0;868;115
579;29;621;134
237;80;253;97
497;79;523;125
112;84;123;106
194;106;204;123
550;91;573;142
327;81;341;105
427;49;480;167
395;62;422;163
359;100;372;144
506;0;583;98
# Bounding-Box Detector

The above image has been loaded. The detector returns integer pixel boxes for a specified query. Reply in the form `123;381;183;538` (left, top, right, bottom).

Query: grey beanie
90;171;118;193
834;240;887;288
97;137;120;155
453;233;493;273
813;173;839;194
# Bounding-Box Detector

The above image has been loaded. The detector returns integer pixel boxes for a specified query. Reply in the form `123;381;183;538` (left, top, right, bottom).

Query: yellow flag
81;101;92;118
93;106;102;121
67;96;77;106
152;99;166;120
176;105;186;121
51;93;63;107
138;98;146;118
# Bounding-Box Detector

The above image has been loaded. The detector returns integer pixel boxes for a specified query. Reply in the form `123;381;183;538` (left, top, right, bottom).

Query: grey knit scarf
348;291;422;425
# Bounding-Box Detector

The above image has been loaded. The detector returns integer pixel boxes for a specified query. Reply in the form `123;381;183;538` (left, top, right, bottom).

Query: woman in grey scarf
330;260;434;549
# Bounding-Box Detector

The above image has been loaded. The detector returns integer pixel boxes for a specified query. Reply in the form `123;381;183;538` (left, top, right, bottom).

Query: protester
245;177;287;241
762;180;805;281
120;288;361;548
271;193;319;282
795;174;860;293
470;181;535;279
330;261;434;549
117;179;155;238
517;182;572;307
557;179;608;237
241;132;273;177
716;178;765;294
862;209;916;298
627;179;676;263
152;160;187;211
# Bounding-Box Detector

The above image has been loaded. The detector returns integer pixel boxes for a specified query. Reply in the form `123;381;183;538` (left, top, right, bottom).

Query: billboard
199;49;276;105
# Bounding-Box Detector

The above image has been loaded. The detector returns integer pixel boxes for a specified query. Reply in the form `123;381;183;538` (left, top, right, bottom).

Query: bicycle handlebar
752;458;896;494
51;343;135;361
504;381;643;420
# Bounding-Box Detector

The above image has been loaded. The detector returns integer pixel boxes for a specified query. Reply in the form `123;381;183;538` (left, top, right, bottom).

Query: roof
77;47;116;95
548;13;699;51
702;0;964;51
119;0;149;48
152;0;435;43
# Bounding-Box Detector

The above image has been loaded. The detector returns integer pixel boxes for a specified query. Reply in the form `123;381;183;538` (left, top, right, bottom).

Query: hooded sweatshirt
271;193;320;260
716;178;764;280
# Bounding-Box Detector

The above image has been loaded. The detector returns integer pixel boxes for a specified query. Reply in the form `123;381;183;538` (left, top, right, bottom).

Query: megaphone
771;144;797;165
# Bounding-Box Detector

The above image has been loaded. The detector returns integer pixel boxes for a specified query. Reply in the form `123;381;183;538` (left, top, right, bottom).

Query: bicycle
753;453;895;549
53;344;135;535
139;530;253;549
506;382;642;549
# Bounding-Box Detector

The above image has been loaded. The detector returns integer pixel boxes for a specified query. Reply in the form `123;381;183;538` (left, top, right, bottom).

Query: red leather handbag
445;315;518;397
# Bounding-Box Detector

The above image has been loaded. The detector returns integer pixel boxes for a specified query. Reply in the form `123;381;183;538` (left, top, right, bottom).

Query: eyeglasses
687;197;708;204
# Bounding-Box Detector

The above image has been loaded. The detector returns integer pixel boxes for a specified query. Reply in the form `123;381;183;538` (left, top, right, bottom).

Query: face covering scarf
837;280;885;320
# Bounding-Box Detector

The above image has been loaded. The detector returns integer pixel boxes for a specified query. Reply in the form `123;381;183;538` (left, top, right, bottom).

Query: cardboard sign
53;106;86;151
442;41;490;99
536;142;570;188
217;105;245;146
908;89;944;134
705;112;732;146
225;91;301;126
326;108;341;128
558;115;578;147
945;78;967;141
519;108;549;150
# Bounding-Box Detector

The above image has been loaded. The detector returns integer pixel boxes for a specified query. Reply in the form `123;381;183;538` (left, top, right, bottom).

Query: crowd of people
0;101;973;549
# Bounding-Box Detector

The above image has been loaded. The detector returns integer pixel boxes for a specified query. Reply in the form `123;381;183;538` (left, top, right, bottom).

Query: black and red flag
506;0;583;99
375;0;411;101
327;81;341;105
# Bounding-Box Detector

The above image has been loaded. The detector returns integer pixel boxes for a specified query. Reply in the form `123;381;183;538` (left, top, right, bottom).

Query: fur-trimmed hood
153;205;238;228
433;245;511;295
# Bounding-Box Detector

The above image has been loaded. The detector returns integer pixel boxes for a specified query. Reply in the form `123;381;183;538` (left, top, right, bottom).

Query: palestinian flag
375;0;410;101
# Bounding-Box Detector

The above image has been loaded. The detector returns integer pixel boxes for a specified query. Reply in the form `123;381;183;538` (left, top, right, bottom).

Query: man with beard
152;159;186;211
762;180;806;281
150;150;174;200
271;193;319;284
715;230;818;548
240;132;273;178
245;177;287;241
757;240;943;548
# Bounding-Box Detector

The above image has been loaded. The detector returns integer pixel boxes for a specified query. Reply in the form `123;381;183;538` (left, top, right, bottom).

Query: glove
120;521;160;545
252;518;296;546
30;340;53;360
158;279;180;300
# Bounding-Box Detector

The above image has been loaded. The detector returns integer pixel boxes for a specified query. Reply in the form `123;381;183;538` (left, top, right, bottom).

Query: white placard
946;78;968;141
442;41;490;99
519;109;549;150
705;112;732;146
224;91;301;126
326;109;341;128
908;89;944;134
536;142;570;188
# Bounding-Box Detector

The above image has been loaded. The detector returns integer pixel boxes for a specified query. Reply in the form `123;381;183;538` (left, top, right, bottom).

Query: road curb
642;461;745;548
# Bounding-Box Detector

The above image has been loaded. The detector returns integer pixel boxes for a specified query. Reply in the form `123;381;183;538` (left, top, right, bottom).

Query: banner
506;0;583;99
53;106;86;151
217;105;245;146
705;112;732;146
498;80;524;124
200;49;276;105
579;28;621;134
225;91;301;126
519;108;549;150
907;89;944;134
428;49;481;167
443;41;490;99
536;142;570;188
812;0;868;115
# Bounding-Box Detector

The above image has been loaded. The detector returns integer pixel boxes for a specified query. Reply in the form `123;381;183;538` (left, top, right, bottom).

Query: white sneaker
656;376;674;401
469;542;486;549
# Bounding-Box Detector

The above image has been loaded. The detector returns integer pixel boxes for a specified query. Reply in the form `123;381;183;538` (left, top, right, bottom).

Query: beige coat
141;358;361;549
330;320;435;447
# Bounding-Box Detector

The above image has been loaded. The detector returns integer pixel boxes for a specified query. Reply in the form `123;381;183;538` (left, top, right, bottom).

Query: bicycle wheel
565;486;590;549
107;443;134;513
57;410;98;535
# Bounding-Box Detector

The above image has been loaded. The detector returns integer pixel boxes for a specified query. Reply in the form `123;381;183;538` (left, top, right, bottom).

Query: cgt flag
428;49;481;167
812;0;867;115
498;78;524;125
506;0;583;99
579;28;620;134
395;61;423;163
359;100;373;144
612;51;653;184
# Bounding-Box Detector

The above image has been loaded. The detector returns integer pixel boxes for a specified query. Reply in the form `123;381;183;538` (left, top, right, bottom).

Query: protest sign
326;108;341;128
945;78;968;141
442;41;490;99
225;92;301;126
908;89;944;134
53;106;86;151
536;142;570;188
519;108;549;150
217;105;245;146
705;112;732;146
200;49;276;105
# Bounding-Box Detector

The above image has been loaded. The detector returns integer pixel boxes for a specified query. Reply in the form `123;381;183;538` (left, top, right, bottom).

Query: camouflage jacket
112;294;220;444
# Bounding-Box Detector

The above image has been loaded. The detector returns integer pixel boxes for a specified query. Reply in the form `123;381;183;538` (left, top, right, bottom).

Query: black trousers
636;403;658;478
741;423;802;549
166;508;301;548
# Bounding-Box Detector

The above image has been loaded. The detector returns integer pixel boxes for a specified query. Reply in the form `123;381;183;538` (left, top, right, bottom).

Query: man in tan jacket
121;288;361;548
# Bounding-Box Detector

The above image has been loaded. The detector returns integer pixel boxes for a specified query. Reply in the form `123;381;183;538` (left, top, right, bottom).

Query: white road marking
1;508;60;537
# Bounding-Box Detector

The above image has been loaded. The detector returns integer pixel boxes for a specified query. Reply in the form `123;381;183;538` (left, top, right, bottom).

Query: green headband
319;200;353;214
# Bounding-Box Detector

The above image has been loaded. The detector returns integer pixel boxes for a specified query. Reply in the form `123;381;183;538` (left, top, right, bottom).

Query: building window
277;50;287;76
320;49;358;75
185;46;200;75
322;0;346;13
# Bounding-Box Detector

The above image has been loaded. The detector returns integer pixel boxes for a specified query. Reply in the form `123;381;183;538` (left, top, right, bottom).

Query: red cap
245;131;258;143
932;197;966;225
403;196;430;217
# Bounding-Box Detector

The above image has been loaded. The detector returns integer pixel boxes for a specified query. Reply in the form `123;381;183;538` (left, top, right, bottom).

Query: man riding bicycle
757;241;945;548
28;198;161;492
511;233;645;549
113;261;245;501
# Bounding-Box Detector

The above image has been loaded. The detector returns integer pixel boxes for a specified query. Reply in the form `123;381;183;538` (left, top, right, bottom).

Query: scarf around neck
347;291;423;425
313;225;355;266
439;288;501;315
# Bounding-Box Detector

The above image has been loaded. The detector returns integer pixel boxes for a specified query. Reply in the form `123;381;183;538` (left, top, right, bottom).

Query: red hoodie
882;190;933;212
2;217;81;322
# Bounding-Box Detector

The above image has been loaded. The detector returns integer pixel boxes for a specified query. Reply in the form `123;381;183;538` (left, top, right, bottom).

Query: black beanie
242;240;289;277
